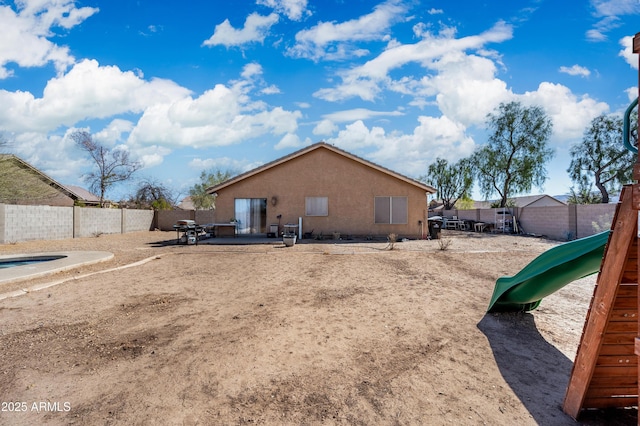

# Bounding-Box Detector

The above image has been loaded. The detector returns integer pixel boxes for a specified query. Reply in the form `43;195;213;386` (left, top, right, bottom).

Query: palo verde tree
422;157;473;210
189;168;237;210
567;114;635;204
471;101;554;208
71;130;142;207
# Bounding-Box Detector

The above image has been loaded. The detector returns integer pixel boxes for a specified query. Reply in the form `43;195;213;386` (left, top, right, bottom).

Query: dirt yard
0;231;636;425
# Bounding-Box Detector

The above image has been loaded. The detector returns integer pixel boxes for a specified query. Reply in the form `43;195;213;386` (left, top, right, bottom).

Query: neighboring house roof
207;142;436;194
62;184;101;205
177;196;196;210
0;154;76;200
0;154;100;206
473;194;566;209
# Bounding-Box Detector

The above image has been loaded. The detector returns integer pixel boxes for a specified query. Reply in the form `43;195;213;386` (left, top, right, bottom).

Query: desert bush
437;238;452;251
387;233;397;250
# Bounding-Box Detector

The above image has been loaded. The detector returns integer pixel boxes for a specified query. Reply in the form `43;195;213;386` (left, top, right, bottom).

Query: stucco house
206;142;436;239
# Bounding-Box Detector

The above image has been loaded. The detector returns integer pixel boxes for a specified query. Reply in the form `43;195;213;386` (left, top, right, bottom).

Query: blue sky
0;0;638;203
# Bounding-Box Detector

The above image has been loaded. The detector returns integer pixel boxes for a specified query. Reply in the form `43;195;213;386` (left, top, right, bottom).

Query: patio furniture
474;222;487;232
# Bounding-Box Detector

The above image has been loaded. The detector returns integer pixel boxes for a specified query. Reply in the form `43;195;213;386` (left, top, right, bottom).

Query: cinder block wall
122;209;154;233
73;207;122;237
194;210;216;225
1;204;73;242
155;210;196;231
0;204;161;243
576;204;616;238
153;210;218;231
518;206;571;240
440;203;617;241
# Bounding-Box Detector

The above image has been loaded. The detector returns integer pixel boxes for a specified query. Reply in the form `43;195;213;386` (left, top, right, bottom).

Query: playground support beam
634;31;640;418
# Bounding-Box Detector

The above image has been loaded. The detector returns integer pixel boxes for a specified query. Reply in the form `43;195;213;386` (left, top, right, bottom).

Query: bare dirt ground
0;230;636;425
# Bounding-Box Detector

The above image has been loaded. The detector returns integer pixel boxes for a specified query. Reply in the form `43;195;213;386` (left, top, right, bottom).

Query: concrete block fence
153;210;216;231
441;203;617;241
0;204;154;243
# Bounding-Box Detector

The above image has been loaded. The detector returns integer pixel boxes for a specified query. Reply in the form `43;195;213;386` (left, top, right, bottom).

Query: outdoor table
474;222;487;232
202;223;238;238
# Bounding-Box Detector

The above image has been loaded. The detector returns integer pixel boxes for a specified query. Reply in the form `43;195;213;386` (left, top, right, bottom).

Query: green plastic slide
487;231;610;312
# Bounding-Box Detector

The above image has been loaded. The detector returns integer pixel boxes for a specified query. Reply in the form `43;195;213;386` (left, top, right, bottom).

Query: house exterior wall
214;148;429;238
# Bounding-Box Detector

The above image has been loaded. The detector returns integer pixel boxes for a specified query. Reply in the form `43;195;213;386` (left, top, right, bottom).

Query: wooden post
564;31;640;420
633;31;640;423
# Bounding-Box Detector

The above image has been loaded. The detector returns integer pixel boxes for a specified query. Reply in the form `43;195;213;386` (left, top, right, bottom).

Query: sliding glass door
234;198;267;234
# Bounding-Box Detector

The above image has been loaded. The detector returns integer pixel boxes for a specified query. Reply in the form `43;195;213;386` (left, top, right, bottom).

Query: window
305;197;328;216
374;196;407;224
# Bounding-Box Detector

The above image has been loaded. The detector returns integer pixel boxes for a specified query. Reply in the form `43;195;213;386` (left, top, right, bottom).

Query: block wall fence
441;203;617;241
0;203;619;244
0;204;154;243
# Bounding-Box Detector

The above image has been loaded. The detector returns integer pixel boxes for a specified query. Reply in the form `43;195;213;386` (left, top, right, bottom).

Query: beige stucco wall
214;148;430;238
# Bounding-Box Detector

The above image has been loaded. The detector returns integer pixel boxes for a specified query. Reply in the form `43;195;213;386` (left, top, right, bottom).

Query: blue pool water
0;255;66;269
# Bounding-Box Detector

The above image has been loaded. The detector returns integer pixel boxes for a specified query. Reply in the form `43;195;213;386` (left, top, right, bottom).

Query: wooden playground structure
562;32;640;420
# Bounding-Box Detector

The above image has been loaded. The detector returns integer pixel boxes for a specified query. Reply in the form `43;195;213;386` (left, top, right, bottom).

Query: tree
123;179;176;210
566;183;602;205
189;168;237;210
422;157;473;210
72;131;142;207
471;101;554;208
567;114;635;204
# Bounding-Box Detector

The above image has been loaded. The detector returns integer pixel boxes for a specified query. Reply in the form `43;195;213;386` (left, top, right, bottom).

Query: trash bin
429;221;441;239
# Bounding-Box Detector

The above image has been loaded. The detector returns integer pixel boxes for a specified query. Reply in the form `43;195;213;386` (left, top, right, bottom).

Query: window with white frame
374;196;408;224
305;197;328;216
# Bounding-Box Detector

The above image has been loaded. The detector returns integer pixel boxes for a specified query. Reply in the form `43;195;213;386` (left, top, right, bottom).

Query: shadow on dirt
478;313;636;426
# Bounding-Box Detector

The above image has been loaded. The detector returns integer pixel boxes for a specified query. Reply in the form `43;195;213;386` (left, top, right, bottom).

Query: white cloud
0;1;98;78
325;115;475;177
202;12;279;47
521;82;609;142
188;156;263;173
286;0;408;61
559;64;591;77
93;119;135;146
587;0;640;41
274;132;303;149
0;59;191;132
619;35;638;69
131;145;172;168
313;21;513;102
129;83;302;149
261;84;281;95
427;8;444;15
256;0;310;21
312;119;338;136
322;108;404;123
